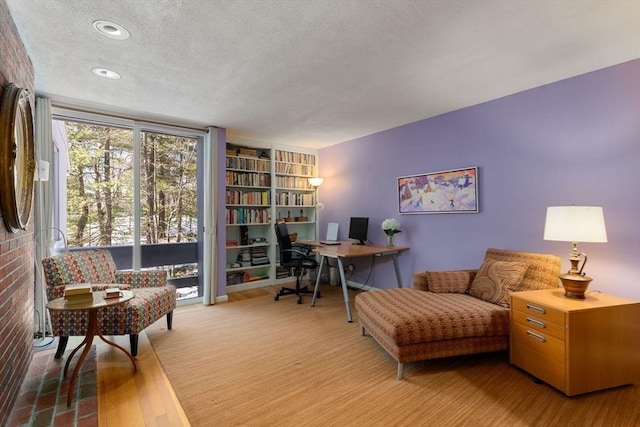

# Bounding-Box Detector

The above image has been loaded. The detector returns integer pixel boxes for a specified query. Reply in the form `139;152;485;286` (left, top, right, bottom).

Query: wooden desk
46;290;137;406
298;241;409;322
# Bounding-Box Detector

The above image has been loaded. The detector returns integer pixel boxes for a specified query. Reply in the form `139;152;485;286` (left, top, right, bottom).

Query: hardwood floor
95;331;189;426
96;285;282;426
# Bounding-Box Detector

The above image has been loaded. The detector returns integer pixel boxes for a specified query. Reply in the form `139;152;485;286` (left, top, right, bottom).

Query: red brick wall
0;1;35;424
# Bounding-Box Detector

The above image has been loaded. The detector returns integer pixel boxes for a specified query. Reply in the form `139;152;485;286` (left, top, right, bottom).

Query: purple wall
317;59;640;300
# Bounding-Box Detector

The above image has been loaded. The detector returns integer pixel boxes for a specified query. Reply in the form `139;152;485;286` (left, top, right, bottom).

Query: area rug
146;285;640;426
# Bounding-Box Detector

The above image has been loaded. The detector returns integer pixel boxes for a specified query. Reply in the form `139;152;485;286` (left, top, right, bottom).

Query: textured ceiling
5;0;640;148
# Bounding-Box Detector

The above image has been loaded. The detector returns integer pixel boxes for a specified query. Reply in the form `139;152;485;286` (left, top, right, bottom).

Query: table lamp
543;206;607;298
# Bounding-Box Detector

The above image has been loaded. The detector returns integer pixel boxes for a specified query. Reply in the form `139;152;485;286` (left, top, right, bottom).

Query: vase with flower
381;218;402;248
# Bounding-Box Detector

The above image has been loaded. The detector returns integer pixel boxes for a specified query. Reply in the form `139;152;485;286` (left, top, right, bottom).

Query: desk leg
392;254;403;288
311;255;325;307
336;258;353;322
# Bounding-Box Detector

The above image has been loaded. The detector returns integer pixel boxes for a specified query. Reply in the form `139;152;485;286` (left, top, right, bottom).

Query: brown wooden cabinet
510;288;640;396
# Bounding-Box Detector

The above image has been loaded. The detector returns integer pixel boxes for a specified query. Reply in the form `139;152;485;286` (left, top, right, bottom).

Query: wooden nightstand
510;288;640;396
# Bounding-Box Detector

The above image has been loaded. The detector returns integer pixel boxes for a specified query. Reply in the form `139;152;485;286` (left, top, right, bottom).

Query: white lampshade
308;177;324;187
543;206;607;243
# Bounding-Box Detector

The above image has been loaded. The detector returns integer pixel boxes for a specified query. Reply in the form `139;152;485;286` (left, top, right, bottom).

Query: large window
55;118;203;301
140;130;198;244
65;122;134;246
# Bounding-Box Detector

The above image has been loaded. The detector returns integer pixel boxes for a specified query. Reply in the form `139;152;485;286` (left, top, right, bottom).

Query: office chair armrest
281;248;311;259
291;244;312;255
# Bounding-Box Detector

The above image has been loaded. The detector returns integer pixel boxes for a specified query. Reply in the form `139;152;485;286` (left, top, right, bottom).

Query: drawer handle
526;304;546;315
526;317;546;329
526;330;547;343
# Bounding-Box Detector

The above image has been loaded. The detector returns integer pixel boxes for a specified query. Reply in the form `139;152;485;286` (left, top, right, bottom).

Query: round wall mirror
0;83;35;232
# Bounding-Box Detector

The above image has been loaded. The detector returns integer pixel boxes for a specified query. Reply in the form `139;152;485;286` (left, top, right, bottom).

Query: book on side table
64;285;94;305
104;288;123;299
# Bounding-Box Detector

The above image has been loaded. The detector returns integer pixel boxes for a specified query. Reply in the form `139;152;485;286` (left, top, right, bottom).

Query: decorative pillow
412;272;430;291
426;270;475;293
468;259;528;307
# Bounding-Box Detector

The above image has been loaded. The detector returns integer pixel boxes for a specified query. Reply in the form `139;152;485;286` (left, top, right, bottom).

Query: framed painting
397;166;478;214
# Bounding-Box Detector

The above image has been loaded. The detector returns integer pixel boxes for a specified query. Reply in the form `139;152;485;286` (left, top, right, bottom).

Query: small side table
46;290;137;406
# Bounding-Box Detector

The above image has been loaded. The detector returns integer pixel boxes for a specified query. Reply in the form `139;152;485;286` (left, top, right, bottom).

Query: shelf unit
274;149;317;242
225;144;272;288
225;143;318;290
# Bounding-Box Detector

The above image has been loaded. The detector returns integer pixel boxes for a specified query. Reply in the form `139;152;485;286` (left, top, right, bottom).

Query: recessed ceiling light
92;68;121;79
93;20;130;40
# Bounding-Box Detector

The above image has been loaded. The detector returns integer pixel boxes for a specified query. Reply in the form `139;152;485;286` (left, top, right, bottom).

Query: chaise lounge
355;248;561;379
42;249;176;358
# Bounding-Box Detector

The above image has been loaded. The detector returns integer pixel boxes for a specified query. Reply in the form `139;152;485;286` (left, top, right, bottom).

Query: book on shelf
238;148;258;157
238;251;251;262
250;246;269;265
276;266;292;278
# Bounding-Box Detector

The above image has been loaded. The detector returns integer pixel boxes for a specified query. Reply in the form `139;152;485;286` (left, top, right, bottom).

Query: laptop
320;222;340;245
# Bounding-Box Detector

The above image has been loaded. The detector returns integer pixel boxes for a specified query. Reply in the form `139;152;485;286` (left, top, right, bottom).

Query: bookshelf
225;144;272;288
225;143;319;290
274;149;317;242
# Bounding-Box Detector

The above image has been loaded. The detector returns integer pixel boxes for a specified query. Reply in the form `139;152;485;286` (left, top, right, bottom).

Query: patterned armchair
41;249;176;358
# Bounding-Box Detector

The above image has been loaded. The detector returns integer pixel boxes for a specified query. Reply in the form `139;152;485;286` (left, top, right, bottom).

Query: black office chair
274;222;319;304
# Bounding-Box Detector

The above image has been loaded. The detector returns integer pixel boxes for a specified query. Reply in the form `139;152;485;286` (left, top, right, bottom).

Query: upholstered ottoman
356;289;510;379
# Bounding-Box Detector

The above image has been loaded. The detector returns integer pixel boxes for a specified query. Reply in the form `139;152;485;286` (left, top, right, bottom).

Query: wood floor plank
97;332;190;427
93;284;305;426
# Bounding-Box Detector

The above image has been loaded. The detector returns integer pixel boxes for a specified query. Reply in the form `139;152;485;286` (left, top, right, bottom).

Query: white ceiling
5;0;640;149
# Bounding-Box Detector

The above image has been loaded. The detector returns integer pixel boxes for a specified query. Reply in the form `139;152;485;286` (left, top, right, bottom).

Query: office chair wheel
297;298;302;304
274;295;279;301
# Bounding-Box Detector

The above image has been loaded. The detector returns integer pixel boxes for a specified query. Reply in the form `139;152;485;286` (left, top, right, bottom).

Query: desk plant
382;218;402;248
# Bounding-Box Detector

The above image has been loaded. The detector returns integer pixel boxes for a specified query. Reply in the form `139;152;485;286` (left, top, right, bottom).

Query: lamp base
558;273;593;299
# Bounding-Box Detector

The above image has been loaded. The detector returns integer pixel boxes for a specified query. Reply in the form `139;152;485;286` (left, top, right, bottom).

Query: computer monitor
348;217;369;245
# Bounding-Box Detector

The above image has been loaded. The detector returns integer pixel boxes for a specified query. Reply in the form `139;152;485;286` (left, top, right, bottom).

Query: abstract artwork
398;167;478;214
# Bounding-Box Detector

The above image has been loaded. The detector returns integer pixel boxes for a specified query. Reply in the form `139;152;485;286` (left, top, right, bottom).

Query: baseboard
214;295;229;303
217;280;377;304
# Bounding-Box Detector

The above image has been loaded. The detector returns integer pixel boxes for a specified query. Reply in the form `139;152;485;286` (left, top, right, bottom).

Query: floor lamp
309;177;324;240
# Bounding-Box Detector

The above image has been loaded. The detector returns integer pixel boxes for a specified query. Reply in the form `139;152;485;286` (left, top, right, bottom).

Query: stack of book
104;288;122;299
64;285;93;306
276;266;292;279
250;247;269;266
236;250;252;267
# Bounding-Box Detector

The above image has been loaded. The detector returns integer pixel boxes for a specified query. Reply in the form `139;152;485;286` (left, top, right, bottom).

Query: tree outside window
65;123;198;247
